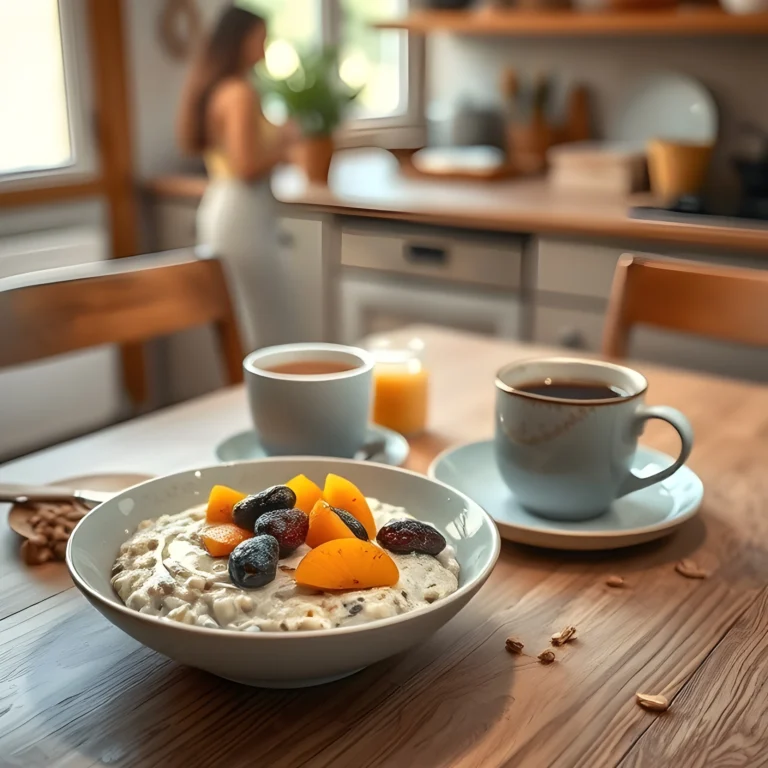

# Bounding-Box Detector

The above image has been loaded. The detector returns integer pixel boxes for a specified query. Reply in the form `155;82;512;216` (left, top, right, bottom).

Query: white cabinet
533;304;605;351
338;219;524;345
275;215;327;343
150;199;198;252
340;272;522;345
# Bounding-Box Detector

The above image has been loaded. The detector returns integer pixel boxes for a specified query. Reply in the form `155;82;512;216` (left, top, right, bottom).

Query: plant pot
293;136;334;184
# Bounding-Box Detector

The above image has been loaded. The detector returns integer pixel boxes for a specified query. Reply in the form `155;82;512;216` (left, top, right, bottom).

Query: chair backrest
0;251;244;403
602;254;768;359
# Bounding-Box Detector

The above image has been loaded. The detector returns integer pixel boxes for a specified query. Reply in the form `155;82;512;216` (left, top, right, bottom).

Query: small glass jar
368;338;429;437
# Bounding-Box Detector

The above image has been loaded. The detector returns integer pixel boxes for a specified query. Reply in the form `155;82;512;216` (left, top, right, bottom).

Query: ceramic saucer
215;424;410;467
428;441;703;551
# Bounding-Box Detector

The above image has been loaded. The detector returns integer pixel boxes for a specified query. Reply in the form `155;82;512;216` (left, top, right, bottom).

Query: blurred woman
178;6;296;349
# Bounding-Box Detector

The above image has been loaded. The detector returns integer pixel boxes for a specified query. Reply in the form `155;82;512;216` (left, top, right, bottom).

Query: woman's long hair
177;7;265;155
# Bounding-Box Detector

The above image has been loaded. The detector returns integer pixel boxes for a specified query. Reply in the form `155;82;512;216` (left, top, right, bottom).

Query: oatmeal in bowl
111;472;461;633
67;458;499;687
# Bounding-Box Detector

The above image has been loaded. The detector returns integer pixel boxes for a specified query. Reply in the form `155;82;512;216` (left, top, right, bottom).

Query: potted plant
259;48;359;184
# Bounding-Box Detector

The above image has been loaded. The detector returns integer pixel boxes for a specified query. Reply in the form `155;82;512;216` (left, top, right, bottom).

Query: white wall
124;0;231;178
428;35;768;200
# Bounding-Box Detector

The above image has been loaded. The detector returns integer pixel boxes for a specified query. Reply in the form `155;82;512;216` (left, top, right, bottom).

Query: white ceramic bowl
67;458;500;688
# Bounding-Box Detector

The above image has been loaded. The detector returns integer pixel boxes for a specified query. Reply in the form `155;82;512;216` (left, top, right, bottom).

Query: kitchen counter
143;148;768;254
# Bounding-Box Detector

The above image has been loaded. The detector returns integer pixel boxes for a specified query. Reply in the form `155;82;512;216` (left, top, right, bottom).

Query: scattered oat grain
551;625;577;646
636;693;669;712
505;637;524;654
606;575;626;588
675;559;709;579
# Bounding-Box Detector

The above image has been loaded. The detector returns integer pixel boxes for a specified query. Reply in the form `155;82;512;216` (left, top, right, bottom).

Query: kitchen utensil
215;424;410;467
243;343;374;458
7;473;153;540
429;441;703;551
608;71;718;147
1;483;117;508
494;356;693;520
647;139;713;202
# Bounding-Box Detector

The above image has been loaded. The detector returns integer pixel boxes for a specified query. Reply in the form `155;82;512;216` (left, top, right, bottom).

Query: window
0;0;95;183
237;0;421;140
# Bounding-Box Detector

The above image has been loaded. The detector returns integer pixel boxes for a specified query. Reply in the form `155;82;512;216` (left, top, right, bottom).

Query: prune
232;485;297;530
331;507;368;541
376;520;446;556
228;535;279;589
254;508;309;556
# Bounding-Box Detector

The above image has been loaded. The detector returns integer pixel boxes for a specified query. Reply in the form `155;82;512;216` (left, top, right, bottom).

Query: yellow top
203;107;281;180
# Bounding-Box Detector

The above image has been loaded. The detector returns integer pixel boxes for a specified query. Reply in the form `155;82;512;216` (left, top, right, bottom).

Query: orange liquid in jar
372;358;429;436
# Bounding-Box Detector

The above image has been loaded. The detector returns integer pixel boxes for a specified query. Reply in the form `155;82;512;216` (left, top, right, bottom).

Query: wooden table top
2;327;768;767
144;149;768;255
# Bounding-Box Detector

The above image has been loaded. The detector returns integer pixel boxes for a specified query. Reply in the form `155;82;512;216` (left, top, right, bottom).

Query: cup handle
618;405;694;497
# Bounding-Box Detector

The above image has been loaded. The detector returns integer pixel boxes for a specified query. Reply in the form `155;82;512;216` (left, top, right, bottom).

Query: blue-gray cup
495;357;694;521
244;343;374;458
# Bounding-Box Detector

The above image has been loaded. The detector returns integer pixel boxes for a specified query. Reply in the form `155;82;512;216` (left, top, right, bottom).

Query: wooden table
2;327;768;767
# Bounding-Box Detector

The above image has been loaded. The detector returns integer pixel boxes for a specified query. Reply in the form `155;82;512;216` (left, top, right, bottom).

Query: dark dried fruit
228;535;279;589
331;507;368;541
348;603;363;616
254;508;309;556
376;520;446;556
232;485;297;530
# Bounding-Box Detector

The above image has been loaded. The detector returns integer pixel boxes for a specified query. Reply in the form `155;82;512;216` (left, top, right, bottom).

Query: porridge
111;473;460;632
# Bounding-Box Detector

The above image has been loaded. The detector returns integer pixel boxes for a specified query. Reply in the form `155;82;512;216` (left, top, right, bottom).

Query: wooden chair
603;254;768;359
0;250;244;406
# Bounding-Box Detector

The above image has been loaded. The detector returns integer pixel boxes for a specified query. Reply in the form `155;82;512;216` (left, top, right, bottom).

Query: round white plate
608;71;718;146
428;441;703;551
215;424;410;467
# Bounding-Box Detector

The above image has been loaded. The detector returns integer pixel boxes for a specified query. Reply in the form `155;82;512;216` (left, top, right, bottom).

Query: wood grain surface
1;327;767;768
603;255;768;357
144;149;768;255
0;251;244;402
376;8;768;36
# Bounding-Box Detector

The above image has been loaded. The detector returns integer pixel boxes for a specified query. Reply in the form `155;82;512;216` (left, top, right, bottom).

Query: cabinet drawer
533;305;605;351
341;226;522;290
536;239;621;301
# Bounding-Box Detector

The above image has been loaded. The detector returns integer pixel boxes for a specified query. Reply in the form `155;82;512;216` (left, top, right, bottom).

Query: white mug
495;357;694;521
243;343;374;458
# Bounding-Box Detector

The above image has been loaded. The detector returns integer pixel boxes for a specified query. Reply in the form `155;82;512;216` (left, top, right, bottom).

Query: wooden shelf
376;8;768;36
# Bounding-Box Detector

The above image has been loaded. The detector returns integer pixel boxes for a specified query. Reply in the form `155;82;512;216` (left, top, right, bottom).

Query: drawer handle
558;327;586;349
277;231;295;247
404;244;448;266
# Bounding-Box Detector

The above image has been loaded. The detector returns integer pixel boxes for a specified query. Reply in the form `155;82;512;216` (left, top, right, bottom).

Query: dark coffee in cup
514;379;629;401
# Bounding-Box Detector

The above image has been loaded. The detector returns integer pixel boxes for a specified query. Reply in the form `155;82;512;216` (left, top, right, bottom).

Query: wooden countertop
3;326;768;766
143;148;768;254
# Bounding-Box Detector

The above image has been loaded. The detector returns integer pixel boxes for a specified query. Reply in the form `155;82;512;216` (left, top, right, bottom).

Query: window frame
254;0;424;148
0;0;98;189
329;0;425;148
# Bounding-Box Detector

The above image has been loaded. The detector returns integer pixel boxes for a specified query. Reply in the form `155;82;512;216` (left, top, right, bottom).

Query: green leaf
257;46;360;137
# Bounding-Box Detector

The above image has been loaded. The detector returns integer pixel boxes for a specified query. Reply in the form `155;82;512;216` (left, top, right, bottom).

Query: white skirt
197;178;282;351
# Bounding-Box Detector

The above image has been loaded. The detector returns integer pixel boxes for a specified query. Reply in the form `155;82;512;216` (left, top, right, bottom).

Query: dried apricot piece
295;539;399;590
286;474;323;515
306;500;359;548
323;474;377;539
201;523;253;557
205;485;247;525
